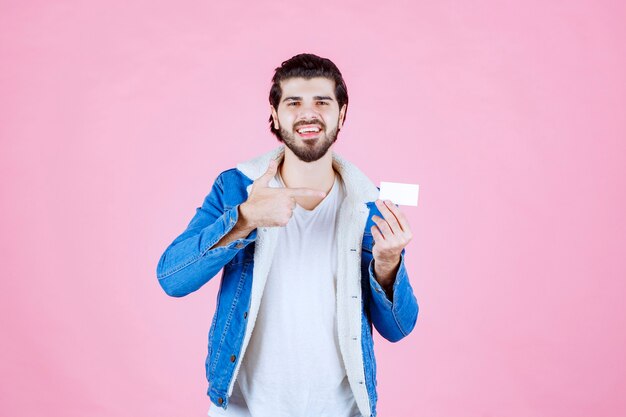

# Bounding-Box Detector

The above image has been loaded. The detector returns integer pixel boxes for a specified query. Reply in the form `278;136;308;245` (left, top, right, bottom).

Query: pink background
1;1;625;416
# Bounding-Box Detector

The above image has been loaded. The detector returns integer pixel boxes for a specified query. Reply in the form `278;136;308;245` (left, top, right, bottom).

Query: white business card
378;181;419;206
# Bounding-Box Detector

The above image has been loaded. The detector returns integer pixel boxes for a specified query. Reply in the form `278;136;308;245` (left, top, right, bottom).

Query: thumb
255;159;278;187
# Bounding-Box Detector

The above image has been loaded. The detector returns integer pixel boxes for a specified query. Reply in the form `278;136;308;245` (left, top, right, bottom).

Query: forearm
373;256;400;301
157;204;256;297
367;251;419;342
209;204;256;250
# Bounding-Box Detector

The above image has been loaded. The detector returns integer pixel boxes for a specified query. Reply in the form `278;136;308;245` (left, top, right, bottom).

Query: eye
287;102;299;106
317;101;329;105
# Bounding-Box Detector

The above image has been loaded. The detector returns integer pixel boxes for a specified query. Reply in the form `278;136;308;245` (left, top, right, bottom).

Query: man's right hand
239;159;326;228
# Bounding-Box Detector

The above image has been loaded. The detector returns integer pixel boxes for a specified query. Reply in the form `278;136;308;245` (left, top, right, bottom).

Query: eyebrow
282;96;335;102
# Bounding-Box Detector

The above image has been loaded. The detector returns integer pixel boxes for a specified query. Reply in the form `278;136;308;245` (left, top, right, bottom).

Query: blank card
378;181;419;206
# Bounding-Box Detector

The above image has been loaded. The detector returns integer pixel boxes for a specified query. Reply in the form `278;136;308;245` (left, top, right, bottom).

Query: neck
279;146;336;194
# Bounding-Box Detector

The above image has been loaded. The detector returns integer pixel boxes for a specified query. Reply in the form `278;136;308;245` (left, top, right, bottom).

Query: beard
278;118;340;163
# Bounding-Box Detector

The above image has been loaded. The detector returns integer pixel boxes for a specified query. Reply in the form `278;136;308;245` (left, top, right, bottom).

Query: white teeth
298;127;320;133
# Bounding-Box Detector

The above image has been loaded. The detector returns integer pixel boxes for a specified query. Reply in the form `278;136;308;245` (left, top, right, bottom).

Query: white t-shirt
209;169;361;417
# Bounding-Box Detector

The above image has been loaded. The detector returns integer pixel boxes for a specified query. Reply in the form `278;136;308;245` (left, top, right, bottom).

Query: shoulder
214;167;254;187
212;168;254;207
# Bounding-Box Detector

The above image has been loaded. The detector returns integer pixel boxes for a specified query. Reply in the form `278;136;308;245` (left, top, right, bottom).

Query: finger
371;214;393;238
255;159;278;187
382;199;410;233
375;199;402;234
371;225;384;242
283;187;326;198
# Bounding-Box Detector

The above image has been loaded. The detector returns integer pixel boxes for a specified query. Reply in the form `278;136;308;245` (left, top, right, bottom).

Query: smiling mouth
296;125;323;139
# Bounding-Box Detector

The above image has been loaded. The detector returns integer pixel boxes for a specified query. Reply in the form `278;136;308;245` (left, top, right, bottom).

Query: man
156;53;419;417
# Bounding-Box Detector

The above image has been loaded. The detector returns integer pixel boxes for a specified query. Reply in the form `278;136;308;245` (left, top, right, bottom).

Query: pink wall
1;1;625;416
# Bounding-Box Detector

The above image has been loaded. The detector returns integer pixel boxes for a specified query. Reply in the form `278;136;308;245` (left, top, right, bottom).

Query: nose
297;102;321;122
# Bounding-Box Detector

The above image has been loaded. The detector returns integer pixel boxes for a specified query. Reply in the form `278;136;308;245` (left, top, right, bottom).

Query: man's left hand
370;199;413;295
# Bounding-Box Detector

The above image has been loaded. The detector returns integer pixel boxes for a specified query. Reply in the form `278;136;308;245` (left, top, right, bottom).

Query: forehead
279;77;336;99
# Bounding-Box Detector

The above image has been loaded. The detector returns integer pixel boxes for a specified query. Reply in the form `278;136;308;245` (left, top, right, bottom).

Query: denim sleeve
367;248;419;342
156;172;257;297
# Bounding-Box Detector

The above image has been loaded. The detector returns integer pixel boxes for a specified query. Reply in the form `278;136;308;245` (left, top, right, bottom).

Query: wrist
374;255;401;272
373;256;400;286
237;202;257;231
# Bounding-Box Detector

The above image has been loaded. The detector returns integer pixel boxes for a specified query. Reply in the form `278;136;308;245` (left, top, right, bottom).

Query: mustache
294;120;325;129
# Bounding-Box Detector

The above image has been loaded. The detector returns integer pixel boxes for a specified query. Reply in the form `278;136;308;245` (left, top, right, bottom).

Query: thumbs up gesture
239;159;327;228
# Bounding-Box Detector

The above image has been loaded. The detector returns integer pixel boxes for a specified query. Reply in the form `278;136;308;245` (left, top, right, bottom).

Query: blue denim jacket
156;145;419;417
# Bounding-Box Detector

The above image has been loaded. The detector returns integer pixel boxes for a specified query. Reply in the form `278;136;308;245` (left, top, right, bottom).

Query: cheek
276;115;293;129
278;110;295;124
325;112;340;127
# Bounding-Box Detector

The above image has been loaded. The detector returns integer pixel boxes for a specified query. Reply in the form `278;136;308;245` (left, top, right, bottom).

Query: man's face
271;77;346;163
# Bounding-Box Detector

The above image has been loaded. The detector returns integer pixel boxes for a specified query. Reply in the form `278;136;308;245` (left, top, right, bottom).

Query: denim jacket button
230;354;236;362
218;397;223;405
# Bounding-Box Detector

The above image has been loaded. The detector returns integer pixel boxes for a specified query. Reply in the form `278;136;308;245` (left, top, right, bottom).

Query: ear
270;105;280;129
338;104;347;130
